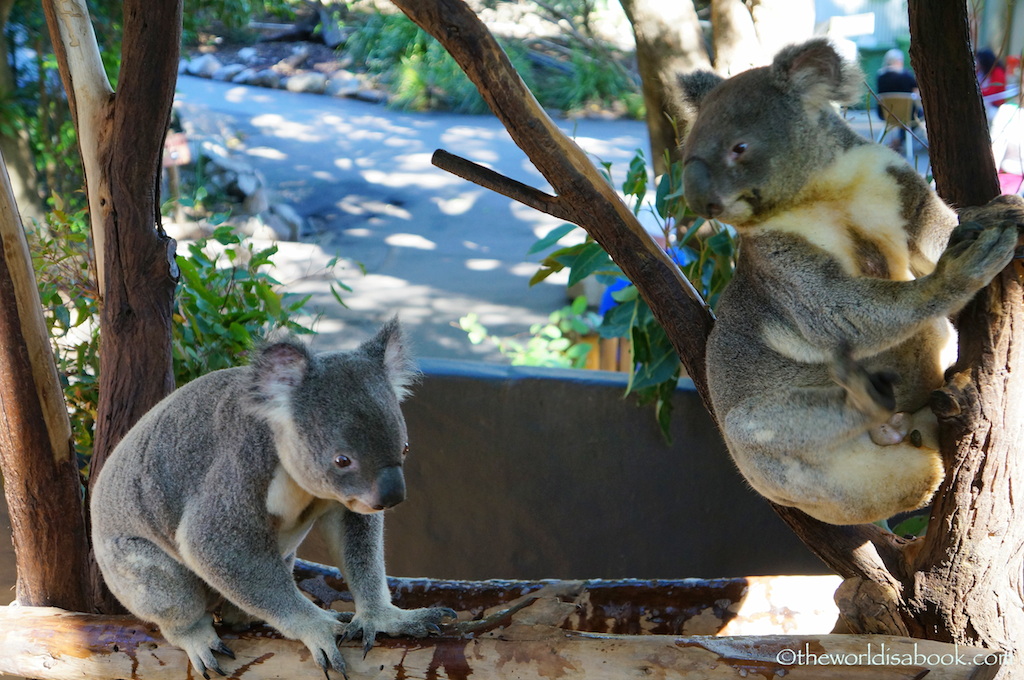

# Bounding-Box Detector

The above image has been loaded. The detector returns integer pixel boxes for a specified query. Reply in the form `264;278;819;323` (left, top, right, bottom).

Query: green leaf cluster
30;212;346;465
473;148;738;442
458;296;600;369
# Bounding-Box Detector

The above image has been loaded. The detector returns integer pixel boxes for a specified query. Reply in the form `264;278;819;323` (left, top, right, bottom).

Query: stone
269;203;304;240
241;186;271;215
212;63;246;82
185;54;223;78
325;73;361;98
236;47;258;63
231;68;260;85
285;72;327;94
252;69;282;89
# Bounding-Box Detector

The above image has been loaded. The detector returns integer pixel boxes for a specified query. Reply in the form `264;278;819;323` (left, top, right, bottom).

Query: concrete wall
1;360;828;603
331;359;827;580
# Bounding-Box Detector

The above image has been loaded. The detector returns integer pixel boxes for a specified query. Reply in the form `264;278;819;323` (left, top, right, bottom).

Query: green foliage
342;9;636;116
31;211;346;462
29;206;101;467
459;296;600;369
524;149;737;440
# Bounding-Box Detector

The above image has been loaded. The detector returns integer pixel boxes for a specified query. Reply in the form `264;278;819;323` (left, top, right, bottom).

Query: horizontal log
0;603;1000;680
294;562;844;636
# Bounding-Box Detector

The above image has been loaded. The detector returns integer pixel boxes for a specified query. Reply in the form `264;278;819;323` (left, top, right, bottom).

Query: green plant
459;296;599;369
31;212;349;465
526;149;737;440
174;223;349;385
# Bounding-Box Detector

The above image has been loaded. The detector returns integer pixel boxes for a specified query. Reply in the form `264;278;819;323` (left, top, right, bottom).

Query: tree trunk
618;0;710;175
395;0;1024;672
710;0;765;76
0;153;89;611
40;0;182;613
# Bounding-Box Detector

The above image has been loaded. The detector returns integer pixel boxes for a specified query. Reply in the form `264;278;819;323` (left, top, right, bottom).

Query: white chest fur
758;146;930;280
266;465;325;556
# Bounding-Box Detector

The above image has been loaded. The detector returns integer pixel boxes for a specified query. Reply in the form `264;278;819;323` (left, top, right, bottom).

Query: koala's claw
212;640;235;660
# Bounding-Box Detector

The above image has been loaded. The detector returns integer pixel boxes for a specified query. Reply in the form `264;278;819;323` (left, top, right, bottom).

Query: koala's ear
248;340;311;421
770;38;862;113
361;317;419;402
678;70;724;113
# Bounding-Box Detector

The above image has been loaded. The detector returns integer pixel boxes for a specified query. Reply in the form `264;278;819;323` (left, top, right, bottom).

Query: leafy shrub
31;213;347;462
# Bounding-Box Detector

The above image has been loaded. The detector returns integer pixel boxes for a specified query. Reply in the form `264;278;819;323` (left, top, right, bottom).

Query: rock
231;68;260;85
250;69;282;89
212;63;246;82
260;212;295;241
236;47;258;64
352;88;389;105
269;203;305;240
185;54;223;78
285;72;327;94
242;186;271;215
325;73;361;98
277;45;311;70
235;172;261;198
178;58;189;75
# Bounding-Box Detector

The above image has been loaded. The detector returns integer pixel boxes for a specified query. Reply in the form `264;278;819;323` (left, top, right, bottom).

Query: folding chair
876;92;923;163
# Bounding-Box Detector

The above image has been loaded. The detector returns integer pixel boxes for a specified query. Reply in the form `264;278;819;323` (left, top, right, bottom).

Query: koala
90;319;454;678
679;39;1022;525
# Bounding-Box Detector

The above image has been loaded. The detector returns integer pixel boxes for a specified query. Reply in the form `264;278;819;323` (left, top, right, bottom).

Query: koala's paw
957;194;1024;239
830;345;897;419
343;605;456;656
937;219;1018;291
289;611;349;679
176;632;235;679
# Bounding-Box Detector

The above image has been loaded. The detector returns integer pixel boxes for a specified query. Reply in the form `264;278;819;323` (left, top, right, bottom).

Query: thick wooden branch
0;604;996;680
432;149;574;222
0;155;89;610
40;0;114;295
392;0;715;403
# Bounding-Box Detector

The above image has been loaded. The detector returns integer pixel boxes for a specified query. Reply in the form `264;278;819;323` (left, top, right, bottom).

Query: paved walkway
173;75;650;361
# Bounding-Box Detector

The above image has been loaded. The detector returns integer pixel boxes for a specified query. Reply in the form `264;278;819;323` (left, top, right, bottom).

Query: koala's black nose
374;465;407;510
682;157;722;218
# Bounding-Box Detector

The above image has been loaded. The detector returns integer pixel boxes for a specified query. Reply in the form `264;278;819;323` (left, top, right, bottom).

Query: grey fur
678;40;1023;524
91;318;454;677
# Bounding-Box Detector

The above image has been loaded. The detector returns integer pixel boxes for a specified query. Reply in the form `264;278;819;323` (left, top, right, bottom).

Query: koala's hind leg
97;536;233;678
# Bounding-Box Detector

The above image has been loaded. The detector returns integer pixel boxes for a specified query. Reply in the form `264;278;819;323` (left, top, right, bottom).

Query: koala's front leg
318;507;455;655
181;522;349;676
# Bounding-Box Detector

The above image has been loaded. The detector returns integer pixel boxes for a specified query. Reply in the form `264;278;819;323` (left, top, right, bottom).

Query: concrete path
173;75;650;360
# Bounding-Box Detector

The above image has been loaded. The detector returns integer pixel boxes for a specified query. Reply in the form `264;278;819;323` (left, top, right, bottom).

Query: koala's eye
730;142;748;157
334;454;352;468
402;443;409;457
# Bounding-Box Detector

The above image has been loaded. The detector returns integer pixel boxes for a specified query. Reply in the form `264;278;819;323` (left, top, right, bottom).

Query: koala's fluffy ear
361;317;418;402
770;38;862;113
678;70;725;114
248;339;312;422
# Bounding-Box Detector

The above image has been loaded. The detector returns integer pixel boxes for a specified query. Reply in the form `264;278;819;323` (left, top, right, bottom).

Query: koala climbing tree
391;0;1024;672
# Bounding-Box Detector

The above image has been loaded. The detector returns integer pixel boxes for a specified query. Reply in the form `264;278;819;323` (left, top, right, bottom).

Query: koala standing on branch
679;39;1023;525
91;319;455;678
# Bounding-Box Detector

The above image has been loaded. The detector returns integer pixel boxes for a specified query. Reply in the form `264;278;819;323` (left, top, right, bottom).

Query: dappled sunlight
385;233;437;250
464;258;502;271
246;146;288;160
433;192;481;216
361;168;462;190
